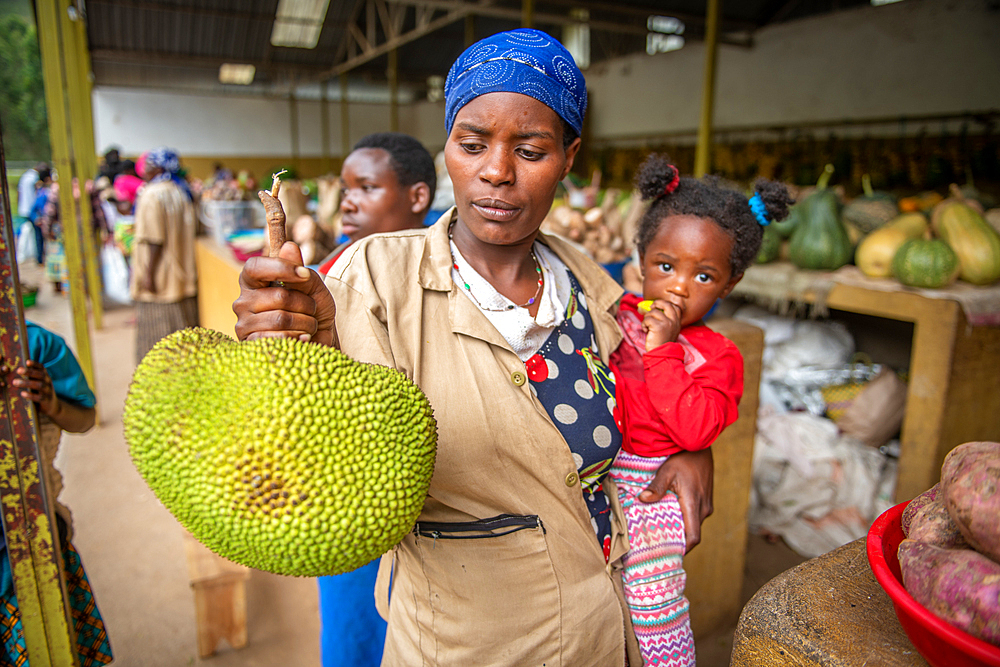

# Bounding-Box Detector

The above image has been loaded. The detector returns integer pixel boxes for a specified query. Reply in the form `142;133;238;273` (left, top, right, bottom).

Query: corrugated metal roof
83;0;871;94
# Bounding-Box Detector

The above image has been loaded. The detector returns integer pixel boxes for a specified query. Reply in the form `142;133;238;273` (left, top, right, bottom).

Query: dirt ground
15;258;805;666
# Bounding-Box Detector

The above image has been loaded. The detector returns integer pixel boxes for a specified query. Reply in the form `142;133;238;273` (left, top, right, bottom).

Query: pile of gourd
541;189;647;264
758;164;1000;289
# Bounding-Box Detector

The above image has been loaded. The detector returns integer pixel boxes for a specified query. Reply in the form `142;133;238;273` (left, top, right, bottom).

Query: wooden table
733;264;1000;502
731;538;929;666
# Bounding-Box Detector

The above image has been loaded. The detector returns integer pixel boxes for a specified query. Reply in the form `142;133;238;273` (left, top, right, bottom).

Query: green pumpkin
773;165;836;239
843;174;898;234
788;165;853;271
891;238;960;289
756;225;782;264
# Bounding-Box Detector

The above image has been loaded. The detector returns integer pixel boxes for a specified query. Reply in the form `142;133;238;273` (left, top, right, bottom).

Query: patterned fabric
610;451;694;667
444;28;588;136
0;542;113;667
526;274;621;557
135;296;199;363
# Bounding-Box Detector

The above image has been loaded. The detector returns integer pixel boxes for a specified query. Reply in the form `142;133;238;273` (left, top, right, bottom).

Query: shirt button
565;472;579;487
511;371;526;386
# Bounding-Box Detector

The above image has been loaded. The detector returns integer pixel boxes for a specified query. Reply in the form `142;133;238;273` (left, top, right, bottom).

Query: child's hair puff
634;154;794;276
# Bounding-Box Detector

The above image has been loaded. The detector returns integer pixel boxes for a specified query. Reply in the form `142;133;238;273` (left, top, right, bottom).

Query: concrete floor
15;259;806;667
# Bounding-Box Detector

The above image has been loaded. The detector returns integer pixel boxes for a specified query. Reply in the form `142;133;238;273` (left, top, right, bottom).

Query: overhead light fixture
271;0;331;49
647;33;684;56
647;16;685;35
871;0;905;5
219;63;256;85
563;8;590;70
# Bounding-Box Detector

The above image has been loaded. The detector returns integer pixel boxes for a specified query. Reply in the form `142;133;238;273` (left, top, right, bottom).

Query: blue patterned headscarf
146;147;192;200
444;29;587;137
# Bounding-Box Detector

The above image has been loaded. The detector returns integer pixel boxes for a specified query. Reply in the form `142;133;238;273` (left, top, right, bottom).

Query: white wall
585;0;1000;142
92;0;1000;157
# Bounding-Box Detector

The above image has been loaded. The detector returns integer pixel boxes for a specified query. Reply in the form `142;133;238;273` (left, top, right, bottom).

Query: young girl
609;154;792;666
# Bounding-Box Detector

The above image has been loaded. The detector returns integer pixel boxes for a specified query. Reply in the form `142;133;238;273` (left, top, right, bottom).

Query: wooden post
694;0;720;177
464;14;476;46
388;49;399;133
63;0;104;333
521;0;534;29
0;48;78;667
340;74;350;156
37;0;96;396
289;82;300;174
320;79;331;175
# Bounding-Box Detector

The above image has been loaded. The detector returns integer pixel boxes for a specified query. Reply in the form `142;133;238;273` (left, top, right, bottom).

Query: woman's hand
233;241;339;347
639;448;714;553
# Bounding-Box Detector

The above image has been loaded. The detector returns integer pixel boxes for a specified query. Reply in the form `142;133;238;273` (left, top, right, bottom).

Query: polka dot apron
525;274;622;561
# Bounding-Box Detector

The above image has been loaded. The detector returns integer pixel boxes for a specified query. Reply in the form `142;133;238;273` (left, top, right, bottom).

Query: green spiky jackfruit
123;327;437;577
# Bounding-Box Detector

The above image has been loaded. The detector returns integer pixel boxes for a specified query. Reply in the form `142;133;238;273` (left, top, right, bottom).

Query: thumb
275;241;304;266
639;474;669;503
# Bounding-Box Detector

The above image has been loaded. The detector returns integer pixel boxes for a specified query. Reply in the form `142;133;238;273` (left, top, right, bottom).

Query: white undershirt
449;241;572;361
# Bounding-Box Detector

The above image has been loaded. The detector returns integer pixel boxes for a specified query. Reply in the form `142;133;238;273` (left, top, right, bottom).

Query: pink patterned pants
610;450;696;667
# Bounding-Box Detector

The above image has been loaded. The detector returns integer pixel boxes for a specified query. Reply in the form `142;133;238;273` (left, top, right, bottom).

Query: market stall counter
731;262;1000;503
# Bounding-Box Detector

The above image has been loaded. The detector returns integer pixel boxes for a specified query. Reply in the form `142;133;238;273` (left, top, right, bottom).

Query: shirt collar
418;207;624;335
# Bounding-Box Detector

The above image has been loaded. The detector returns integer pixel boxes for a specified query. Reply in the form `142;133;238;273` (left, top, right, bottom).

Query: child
609;154;792;666
1;321;113;666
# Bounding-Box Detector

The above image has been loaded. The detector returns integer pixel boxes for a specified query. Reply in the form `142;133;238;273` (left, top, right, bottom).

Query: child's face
639;214;741;327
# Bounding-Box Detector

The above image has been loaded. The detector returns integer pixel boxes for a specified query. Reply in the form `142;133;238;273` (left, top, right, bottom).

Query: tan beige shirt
325;211;643;666
131;180;198;303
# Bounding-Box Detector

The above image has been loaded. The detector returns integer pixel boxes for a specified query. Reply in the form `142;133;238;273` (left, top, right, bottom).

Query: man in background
317;132;436;274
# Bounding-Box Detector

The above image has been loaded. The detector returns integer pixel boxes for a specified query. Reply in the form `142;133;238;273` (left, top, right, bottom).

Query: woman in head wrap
234;29;712;665
132;147;198;362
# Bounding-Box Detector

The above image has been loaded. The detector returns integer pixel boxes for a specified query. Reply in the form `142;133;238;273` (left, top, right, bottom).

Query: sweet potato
901;483;939;537
898;539;1000;645
907;498;968;550
940;441;1000;562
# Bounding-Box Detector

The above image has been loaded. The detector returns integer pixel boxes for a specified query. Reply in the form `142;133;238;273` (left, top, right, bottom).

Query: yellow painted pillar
63;0;104;331
37;0;96;394
340;74;350;156
320;80;331;175
694;0;720;177
388;49;399;133
289;87;300;174
464;14;476;46
522;0;534;29
20;0;87;662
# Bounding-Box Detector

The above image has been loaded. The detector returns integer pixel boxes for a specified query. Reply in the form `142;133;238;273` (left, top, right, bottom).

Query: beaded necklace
449;228;544;312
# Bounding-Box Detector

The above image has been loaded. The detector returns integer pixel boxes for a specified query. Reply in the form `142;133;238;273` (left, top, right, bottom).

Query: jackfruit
123;327;437;577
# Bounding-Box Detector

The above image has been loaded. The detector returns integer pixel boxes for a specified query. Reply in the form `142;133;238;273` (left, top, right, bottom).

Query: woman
235;29;713;666
132;147;198;363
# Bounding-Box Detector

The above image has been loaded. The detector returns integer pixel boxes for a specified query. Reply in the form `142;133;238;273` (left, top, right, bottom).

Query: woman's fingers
640;449;715;553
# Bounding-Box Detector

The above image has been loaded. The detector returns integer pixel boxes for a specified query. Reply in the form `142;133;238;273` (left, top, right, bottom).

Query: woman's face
445;92;580;248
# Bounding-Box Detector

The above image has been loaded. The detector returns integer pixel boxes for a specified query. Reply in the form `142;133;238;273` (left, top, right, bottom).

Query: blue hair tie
748;193;770;226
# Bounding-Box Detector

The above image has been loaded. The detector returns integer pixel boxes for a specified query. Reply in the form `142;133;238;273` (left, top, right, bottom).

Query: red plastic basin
866;501;1000;667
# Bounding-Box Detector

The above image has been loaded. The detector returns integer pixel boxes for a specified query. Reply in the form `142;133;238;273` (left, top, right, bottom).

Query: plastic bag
15;220;37;265
101;242;132;305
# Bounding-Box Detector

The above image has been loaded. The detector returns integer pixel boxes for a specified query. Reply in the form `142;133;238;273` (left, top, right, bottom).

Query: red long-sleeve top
611;293;744;457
